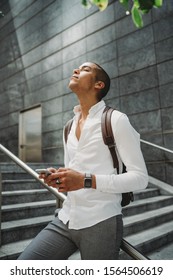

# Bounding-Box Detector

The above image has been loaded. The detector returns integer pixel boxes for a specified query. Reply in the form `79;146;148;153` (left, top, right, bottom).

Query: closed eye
80;66;92;72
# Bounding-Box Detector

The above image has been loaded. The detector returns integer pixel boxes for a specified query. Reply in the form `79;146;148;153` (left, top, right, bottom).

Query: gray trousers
18;214;123;260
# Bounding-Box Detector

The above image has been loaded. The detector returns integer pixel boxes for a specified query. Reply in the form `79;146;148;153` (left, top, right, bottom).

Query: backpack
64;106;134;207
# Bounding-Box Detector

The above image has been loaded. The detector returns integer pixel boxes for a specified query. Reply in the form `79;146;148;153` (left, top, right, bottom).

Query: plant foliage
81;0;163;28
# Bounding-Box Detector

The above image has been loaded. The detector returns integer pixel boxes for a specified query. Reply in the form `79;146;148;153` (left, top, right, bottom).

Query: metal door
19;106;42;162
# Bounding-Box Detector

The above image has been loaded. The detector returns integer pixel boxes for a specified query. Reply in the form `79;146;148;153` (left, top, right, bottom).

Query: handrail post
0;172;2;247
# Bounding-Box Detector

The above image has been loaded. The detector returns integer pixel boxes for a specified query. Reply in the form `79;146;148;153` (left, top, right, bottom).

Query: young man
18;62;148;260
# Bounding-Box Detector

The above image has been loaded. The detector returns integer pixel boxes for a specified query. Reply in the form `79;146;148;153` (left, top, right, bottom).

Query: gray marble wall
0;0;172;184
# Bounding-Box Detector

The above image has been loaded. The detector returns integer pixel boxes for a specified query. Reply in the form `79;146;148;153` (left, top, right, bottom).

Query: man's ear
95;81;105;90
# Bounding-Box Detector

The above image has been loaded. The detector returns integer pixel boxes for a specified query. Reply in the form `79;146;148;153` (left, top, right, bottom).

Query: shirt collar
73;100;105;117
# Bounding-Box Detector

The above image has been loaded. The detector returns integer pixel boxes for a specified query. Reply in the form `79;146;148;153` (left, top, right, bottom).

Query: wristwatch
84;173;92;188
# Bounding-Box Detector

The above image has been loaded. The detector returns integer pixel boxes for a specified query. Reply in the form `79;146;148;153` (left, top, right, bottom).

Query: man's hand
40;167;85;192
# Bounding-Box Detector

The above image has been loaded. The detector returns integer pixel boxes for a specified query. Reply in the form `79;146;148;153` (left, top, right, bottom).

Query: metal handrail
0;143;149;260
121;239;149;260
140;139;173;154
0;144;66;202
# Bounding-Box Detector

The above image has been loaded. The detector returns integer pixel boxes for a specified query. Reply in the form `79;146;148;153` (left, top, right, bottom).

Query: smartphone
35;169;51;176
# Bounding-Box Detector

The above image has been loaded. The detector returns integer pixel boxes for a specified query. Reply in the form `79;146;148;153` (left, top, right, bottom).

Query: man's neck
79;99;98;120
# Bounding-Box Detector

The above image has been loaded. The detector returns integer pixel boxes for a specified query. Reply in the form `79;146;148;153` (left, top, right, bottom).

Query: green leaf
133;0;140;9
90;0;108;11
138;0;154;10
119;0;128;3
140;9;150;14
154;0;163;8
81;0;91;9
131;5;143;28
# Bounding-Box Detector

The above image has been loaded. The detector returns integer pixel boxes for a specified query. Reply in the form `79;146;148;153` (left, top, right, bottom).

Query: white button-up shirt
58;100;148;229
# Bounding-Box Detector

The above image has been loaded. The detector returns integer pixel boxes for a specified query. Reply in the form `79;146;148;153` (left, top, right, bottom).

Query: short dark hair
93;63;110;100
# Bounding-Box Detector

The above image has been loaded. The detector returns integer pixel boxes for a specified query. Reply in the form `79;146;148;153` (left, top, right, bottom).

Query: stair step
123;204;173;236
0;239;32;260
122;195;173;216
2;179;42;191
1;215;54;244
2;215;54;230
1;200;57;221
2;172;35;180
2;189;55;205
133;187;160;200
120;220;173;259
0;163;60;172
148;241;173;260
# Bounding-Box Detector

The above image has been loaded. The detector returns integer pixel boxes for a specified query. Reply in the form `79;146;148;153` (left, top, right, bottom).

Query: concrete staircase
0;163;173;260
120;186;173;259
0;163;59;259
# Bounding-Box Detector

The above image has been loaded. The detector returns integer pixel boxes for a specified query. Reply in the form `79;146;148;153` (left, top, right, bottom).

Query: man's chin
68;81;77;91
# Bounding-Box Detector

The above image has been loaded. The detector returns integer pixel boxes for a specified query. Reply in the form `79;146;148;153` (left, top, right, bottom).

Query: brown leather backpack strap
64;119;73;143
101;106;119;172
102;106;134;206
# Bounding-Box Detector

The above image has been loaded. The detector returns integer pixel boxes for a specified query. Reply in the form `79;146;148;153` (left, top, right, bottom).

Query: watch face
84;177;92;188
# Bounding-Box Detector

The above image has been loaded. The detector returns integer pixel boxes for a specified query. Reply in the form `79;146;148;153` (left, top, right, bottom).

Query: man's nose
73;68;80;74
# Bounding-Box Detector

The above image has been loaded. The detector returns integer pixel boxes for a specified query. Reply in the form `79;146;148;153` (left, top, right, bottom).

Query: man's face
69;62;97;93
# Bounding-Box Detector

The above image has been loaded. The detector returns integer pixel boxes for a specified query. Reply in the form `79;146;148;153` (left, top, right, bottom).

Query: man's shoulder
107;107;127;122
